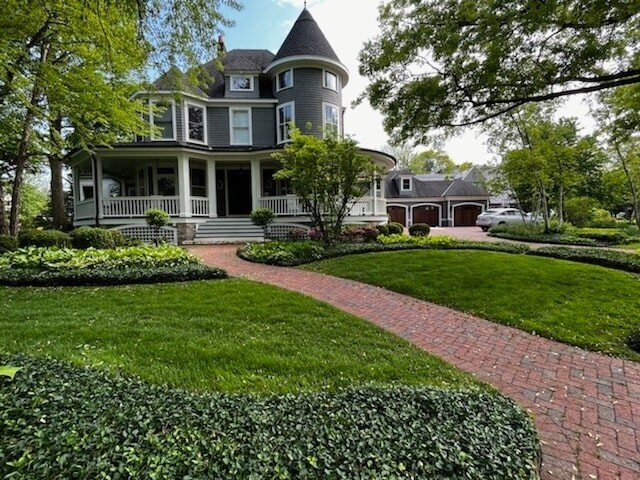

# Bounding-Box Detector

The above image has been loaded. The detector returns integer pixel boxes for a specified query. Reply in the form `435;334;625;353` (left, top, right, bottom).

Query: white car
475;208;533;232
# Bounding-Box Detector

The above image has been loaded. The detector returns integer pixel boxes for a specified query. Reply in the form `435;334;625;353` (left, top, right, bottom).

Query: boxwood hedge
0;355;540;479
531;247;640;274
0;264;226;287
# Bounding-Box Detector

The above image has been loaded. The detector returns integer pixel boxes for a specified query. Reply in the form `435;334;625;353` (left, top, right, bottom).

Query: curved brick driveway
190;245;640;480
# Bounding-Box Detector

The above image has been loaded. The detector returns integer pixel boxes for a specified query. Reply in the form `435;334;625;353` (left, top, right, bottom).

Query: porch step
194;218;265;243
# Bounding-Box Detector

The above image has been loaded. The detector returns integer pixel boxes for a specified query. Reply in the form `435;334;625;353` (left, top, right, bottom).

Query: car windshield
483;209;500;215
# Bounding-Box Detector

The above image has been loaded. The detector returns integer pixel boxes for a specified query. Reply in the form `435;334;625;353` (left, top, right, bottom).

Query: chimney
217;35;226;55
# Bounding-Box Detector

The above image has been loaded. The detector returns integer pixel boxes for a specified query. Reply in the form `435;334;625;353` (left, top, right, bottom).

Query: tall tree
273;129;378;244
0;0;239;235
409;149;455;174
358;0;640;143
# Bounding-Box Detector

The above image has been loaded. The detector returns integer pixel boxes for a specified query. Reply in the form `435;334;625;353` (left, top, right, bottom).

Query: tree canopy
358;0;640;144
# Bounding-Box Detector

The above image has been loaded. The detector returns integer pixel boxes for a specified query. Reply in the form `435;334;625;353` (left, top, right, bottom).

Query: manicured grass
304;250;640;360
0;279;477;394
617;242;640;252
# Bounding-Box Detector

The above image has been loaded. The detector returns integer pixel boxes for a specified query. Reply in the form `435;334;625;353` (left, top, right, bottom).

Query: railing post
207;159;217;218
177;155;191;218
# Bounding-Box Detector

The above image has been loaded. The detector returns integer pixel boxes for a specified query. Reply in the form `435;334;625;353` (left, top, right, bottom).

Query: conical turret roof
273;9;341;63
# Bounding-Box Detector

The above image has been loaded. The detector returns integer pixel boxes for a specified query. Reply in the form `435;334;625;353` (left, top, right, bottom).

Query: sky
218;0;597;166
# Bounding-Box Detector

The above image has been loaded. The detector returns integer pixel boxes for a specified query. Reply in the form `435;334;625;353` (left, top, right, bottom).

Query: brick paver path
190;245;640;480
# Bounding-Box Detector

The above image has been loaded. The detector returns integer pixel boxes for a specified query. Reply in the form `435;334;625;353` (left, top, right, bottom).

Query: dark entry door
226;169;252;215
413;206;439;226
216;169;227;217
454;205;482;226
387;206;406;226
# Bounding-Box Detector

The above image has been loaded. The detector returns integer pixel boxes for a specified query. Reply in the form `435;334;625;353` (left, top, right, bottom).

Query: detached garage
453;204;483;226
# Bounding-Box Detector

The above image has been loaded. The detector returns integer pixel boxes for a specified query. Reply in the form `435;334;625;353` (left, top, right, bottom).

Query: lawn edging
1;354;540;479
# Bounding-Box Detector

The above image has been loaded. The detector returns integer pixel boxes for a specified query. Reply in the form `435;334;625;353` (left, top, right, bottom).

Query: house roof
385;172;489;199
153;66;208;97
272;9;341;63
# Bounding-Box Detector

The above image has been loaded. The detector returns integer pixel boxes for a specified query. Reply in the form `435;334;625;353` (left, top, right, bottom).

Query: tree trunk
557;184;564;225
49;115;68;230
615;143;640;229
9;42;50;236
539;182;550;232
0;182;7;234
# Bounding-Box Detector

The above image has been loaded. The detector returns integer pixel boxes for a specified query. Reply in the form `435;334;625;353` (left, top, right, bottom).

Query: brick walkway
190;245;640;480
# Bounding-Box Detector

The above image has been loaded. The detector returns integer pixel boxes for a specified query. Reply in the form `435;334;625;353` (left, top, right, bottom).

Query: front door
226;169;252;215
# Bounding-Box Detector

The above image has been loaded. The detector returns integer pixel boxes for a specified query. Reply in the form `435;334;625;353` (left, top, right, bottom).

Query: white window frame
277;101;295;144
229;75;255;92
184;101;208;145
401;177;412;191
323;70;338;91
149;98;177;141
322;102;340;138
276;69;294;92
229;107;253;146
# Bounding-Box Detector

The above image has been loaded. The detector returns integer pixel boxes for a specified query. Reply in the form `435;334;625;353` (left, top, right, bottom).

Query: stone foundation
176;223;197;244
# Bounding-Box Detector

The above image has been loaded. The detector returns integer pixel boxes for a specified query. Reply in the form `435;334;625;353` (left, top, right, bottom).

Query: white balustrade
74;200;95;220
101;197;179;217
259;195;385;217
191;198;210;216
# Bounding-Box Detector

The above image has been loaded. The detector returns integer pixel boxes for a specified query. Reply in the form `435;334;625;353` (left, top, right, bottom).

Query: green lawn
0;279;477;394
304;250;640;360
617;242;640;252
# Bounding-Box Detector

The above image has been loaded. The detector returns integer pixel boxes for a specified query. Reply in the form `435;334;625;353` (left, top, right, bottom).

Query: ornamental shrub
0;235;18;253
250;208;276;227
588;208;618;228
564;197;599;227
409;223;431;237
18;229;71;248
70;227;129;249
0;355;541;480
341;224;380;242
386;222;404;235
287;227;308;241
376;224;389;236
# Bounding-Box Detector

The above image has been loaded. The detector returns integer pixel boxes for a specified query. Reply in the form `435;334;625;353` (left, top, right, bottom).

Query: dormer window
185;102;206;144
401;177;412;191
277;69;293;91
323;70;338;91
230;75;254;91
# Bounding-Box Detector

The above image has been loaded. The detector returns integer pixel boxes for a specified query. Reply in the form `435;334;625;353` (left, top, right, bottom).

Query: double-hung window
323;103;339;137
323;70;338;91
277;69;293;91
150;99;175;140
230;108;252;145
401;177;412;191
185;102;206;144
277;102;295;144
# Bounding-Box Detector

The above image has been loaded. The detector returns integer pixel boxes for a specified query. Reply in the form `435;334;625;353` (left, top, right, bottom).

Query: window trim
276;101;295;144
276;68;294;92
183;100;208;145
400;177;412;192
149;98;177;141
323;70;338;91
229;107;253;146
322;102;340;138
229;75;255;92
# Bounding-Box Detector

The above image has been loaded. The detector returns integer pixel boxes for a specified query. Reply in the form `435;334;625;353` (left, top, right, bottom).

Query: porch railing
74;200;95;220
102;196;179;217
258;196;384;217
191;197;209;217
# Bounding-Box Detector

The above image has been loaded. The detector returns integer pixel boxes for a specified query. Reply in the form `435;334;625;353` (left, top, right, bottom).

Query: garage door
412;206;439;227
387;206;406;226
454;205;483;226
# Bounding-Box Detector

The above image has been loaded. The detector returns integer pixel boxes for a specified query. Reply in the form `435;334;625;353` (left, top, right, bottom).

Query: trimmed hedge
531;247;640;274
70;227;131;249
489;230;602;247
0;264;226;287
0;355;540;479
386;222;404;235
0;235;17;253
18;229;71;248
409;223;431;236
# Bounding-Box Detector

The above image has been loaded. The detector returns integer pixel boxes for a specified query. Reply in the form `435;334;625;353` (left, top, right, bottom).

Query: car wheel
481;227;489;232
498;221;505;225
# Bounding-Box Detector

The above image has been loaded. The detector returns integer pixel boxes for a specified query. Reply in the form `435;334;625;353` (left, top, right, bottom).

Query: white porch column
250;159;261;211
207;159;217;218
177;154;191;218
372;178;378;215
94;156;104;220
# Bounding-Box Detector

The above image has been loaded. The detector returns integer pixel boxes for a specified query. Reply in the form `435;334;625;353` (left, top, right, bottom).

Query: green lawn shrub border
489;225;640;246
0;235;18;253
238;236;640;274
70;226;133;249
489;231;603;246
18;229;72;248
0;264;226;287
0;355;540;480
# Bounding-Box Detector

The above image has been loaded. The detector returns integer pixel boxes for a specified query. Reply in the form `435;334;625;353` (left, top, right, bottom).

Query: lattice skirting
112;225;178;245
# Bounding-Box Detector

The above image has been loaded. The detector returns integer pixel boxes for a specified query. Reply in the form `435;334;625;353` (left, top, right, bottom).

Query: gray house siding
208;107;230;147
175;102;185;142
252;107;276;147
276;68;342;138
